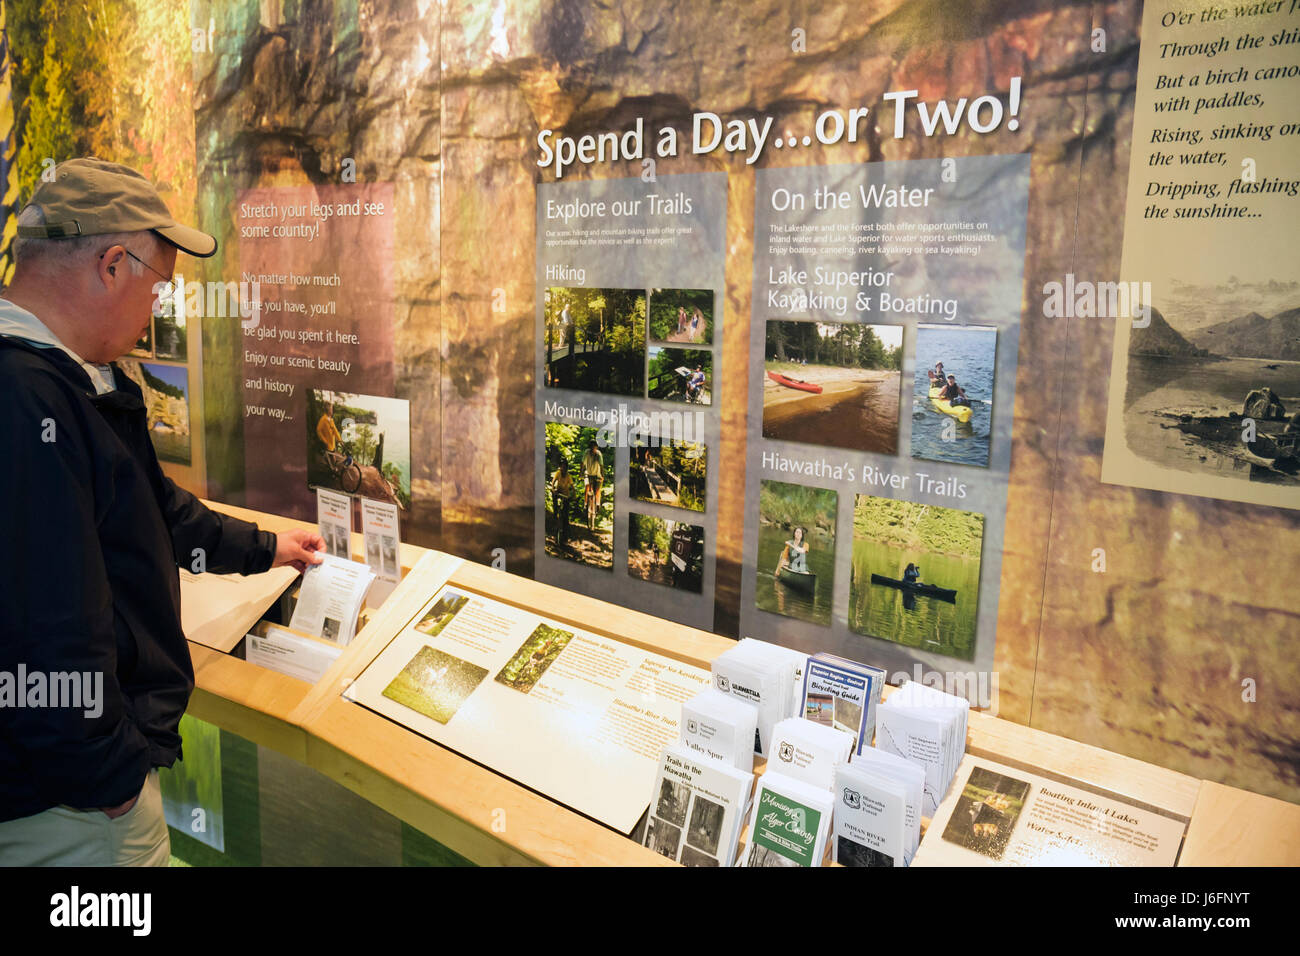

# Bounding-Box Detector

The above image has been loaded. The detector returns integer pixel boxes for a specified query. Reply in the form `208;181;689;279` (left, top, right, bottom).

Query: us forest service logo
714;675;730;693
778;743;795;762
843;788;861;809
687;719;699;734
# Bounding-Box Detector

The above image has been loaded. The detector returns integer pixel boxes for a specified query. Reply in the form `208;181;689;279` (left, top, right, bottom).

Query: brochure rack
181;501;1300;866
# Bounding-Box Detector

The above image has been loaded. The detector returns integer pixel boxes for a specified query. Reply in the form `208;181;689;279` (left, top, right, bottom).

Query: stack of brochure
712;638;806;756
801;652;886;755
738;771;834;868
767;717;854;791
874;682;970;817
643;744;753;867
679;689;759;774
287;553;376;646
834;749;925;866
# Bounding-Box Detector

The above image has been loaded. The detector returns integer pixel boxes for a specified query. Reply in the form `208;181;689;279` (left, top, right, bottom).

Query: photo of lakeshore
762;321;903;455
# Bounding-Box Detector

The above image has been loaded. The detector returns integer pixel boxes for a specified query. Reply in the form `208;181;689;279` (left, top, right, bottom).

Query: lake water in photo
848;539;980;661
755;524;835;627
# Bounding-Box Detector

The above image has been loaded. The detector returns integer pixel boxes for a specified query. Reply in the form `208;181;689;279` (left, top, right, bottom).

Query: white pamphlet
644;744;754;867
768;717;854;791
679;689;758;774
833;762;908;867
316;487;353;559
360;497;401;605
245;625;344;683
288;553;375;645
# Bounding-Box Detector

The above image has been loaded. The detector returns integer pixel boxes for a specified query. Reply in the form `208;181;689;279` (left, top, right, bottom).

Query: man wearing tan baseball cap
0;158;324;866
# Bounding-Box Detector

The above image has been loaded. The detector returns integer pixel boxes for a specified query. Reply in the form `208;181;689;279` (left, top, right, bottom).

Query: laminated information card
914;756;1186;867
347;584;711;833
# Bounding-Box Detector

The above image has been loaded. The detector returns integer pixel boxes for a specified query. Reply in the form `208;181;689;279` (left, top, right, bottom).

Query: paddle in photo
755;479;837;627
912;324;997;468
849;494;985;661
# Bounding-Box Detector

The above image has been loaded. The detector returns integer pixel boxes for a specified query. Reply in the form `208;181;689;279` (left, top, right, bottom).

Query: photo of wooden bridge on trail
544;287;646;396
629;440;706;512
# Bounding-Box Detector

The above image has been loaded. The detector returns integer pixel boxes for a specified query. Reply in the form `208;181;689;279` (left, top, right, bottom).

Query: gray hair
11;204;159;273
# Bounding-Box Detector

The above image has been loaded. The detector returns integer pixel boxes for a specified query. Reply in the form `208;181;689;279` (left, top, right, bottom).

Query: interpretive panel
1102;0;1300;509
347;584;711;833
740;155;1030;683
915;756;1186;866
534;173;725;631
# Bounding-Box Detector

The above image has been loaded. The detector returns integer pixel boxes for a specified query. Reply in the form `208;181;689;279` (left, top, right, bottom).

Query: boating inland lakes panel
742;155;1030;688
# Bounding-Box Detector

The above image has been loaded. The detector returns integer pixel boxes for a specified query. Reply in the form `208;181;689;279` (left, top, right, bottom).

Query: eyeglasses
101;247;176;299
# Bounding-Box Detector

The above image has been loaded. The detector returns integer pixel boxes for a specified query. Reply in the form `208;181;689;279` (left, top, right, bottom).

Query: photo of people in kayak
763;320;903;455
648;288;714;346
629;439;706;512
755;479;837;627
648;346;712;405
849;495;984;661
627;513;704;593
544;422;614;570
912;324;997;468
543;287;646;396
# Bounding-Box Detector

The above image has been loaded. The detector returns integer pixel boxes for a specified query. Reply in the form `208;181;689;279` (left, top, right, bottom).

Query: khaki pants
0;770;169;866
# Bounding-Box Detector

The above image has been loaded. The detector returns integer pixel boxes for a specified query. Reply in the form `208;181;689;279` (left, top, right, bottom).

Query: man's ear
97;244;127;289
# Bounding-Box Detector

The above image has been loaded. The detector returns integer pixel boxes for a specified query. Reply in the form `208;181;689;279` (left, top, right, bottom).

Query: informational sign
1102;0;1300;510
534;173;726;631
916;757;1186;866
741;155;1030;682
237;183;412;520
347;584;711;833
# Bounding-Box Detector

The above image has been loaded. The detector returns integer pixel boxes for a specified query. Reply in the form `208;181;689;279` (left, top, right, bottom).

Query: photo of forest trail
648;347;711;405
763;321;902;455
629;440;706;512
628;513;704;592
544;288;646;396
649;288;714;345
544;423;614;569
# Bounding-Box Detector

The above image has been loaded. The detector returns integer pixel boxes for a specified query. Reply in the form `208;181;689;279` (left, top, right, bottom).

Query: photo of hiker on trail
912;324;998;468
648;346;712;405
544;422;614;569
305;388;411;508
763;320;903;455
544;287;646;395
648;288;714;346
629;439;706;513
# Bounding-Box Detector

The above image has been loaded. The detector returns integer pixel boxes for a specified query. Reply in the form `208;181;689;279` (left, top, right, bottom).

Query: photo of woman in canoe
775;526;810;575
762;320;903;455
756;480;837;627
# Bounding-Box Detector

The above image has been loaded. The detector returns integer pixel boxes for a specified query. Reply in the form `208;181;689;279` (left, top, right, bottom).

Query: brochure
288;553;375;645
644;744;754;867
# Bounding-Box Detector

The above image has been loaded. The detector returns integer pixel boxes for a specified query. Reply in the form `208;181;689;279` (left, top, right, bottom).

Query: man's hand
273;528;327;572
100;791;139;820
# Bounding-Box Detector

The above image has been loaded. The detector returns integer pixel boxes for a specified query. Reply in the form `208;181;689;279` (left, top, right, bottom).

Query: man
686;365;706;403
940;373;971;407
0;158;324;866
581;439;604;524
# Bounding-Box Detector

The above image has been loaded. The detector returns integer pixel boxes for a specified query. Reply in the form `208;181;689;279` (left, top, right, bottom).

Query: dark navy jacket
0;336;276;822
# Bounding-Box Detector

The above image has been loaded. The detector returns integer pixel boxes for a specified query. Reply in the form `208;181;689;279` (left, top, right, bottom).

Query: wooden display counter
181;501;1300;867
